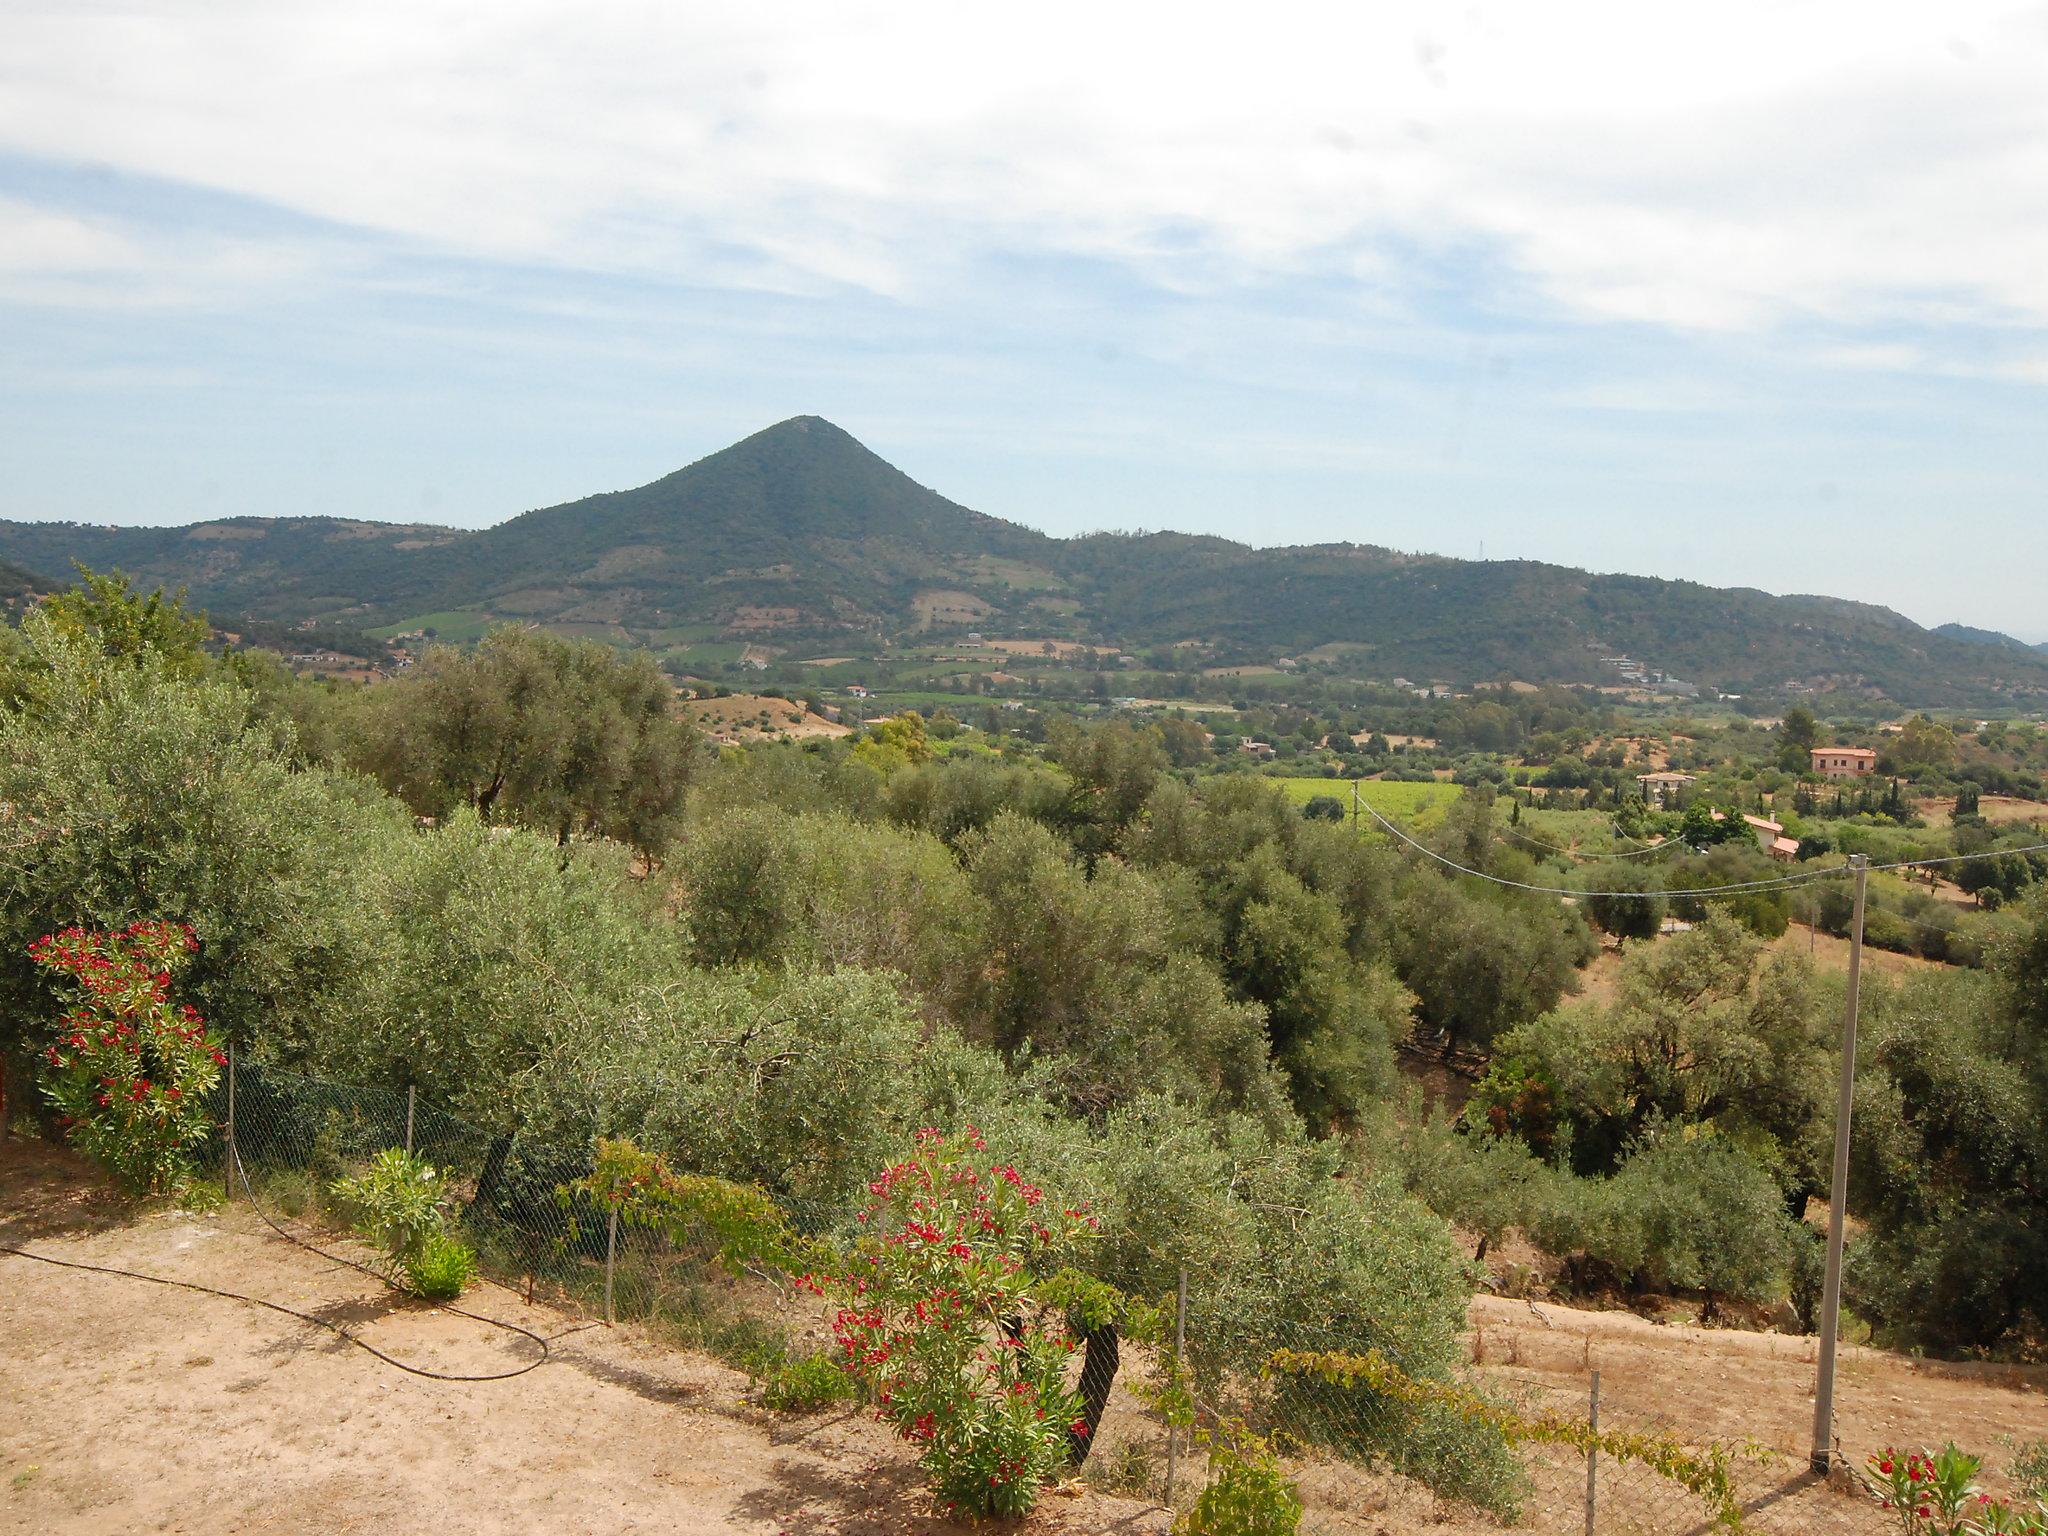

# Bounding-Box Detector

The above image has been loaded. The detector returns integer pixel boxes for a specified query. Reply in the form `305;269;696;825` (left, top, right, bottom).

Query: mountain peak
723;413;869;458
660;413;924;495
3;418;2046;705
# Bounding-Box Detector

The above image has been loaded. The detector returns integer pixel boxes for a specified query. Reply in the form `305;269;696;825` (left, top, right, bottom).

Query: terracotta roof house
1810;746;1877;779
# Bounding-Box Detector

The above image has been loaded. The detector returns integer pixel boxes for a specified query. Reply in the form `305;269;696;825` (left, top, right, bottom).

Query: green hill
0;558;43;598
1934;622;2041;655
1;417;2042;706
0;518;460;624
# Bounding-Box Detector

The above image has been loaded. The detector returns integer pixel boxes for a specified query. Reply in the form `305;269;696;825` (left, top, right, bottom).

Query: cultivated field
1267;775;1464;830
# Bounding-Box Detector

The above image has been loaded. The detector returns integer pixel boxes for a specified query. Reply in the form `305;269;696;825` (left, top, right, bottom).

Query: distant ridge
1;417;2043;706
1935;622;2042;655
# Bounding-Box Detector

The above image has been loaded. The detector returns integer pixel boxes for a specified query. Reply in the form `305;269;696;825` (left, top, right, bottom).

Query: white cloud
0;192;332;306
1;0;2046;343
0;198;141;272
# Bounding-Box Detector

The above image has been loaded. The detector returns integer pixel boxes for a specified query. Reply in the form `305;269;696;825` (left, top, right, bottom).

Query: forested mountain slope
1;416;2042;704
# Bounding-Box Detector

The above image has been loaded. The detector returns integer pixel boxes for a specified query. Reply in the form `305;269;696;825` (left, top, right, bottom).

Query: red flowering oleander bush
802;1127;1099;1519
1862;1444;2048;1536
28;921;221;1195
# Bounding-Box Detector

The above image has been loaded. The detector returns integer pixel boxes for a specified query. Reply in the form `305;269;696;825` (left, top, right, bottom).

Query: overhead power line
1359;797;2048;901
1497;823;1679;861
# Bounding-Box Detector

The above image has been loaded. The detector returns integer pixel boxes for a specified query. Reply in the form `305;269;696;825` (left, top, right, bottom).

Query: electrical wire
1497;823;1679;861
1360;796;2048;900
0;1240;554;1382
1362;798;1842;897
226;1144;556;1378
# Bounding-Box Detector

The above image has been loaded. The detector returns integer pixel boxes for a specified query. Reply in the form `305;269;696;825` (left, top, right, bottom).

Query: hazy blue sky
2;2;2045;637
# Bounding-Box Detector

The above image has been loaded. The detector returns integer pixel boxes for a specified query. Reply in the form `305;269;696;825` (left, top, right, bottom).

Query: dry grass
685;692;852;742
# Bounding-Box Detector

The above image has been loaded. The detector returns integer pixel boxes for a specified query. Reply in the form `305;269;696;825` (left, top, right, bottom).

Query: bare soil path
0;1141;1165;1536
6;1138;2043;1536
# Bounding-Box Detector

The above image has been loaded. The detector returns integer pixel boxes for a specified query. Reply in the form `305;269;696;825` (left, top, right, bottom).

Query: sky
1;2;2045;638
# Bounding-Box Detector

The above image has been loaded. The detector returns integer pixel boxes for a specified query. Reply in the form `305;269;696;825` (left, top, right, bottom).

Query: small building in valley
1810;746;1877;780
1742;813;1784;852
1636;770;1696;808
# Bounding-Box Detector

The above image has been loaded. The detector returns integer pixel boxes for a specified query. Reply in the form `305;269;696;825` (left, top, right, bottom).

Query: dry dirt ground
6;1140;2044;1536
1465;1294;2045;1477
1916;795;2048;830
1274;1273;2045;1535
684;692;853;744
0;1140;1163;1536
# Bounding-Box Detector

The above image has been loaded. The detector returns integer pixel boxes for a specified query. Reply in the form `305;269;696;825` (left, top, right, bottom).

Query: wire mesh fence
201;1056;1905;1535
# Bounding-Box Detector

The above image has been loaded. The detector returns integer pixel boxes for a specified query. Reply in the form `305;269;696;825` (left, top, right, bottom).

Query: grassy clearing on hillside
1267;775;1463;832
861;689;1005;711
641;624;725;646
1507;806;1662;859
664;640;748;666
369;609;495;643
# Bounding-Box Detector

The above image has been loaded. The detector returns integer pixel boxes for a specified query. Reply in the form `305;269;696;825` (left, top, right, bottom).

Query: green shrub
1177;1427;1301;1536
0;614;405;1063
807;1129;1098;1519
332;1149;444;1264
1859;1444;2048;1535
2009;1437;2048;1504
760;1352;856;1413
404;1231;478;1300
330;1147;474;1298
1580;864;1666;941
1531;1131;1803;1303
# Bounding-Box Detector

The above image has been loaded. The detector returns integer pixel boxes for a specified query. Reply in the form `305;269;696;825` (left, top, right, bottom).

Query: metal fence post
404;1084;416;1157
1583;1368;1600;1536
222;1040;236;1195
1165;1265;1187;1506
604;1206;620;1326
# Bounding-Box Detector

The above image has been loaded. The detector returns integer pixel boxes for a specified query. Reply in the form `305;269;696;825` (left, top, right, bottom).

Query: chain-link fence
204;1057;1899;1535
1258;1361;1894;1536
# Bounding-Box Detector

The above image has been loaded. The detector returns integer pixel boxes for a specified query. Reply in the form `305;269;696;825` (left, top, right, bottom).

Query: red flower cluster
29;922;220;1196
1861;1442;2038;1534
807;1131;1099;1520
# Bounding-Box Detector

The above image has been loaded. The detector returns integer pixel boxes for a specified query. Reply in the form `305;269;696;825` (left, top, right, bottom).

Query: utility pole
1351;778;1359;832
1810;852;1868;1476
